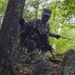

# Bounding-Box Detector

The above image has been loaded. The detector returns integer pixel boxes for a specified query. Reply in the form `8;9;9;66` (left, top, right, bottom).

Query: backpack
20;19;40;47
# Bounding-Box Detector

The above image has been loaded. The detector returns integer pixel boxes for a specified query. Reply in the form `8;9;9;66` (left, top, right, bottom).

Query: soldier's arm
19;18;35;30
49;32;60;39
47;24;60;39
19;18;25;30
49;32;57;37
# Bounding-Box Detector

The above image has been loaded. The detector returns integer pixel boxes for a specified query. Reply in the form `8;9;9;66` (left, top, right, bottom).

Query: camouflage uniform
20;18;52;75
19;8;60;75
19;9;53;54
20;18;52;53
29;49;52;75
19;8;60;53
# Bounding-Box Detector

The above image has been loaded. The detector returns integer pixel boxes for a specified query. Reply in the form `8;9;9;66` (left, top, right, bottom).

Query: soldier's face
41;14;50;23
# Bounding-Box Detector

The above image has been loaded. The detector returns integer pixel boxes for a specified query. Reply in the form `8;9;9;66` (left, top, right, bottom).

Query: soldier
19;8;60;55
19;8;60;75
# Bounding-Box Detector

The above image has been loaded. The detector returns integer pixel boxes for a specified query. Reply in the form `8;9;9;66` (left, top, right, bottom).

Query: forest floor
50;53;64;75
15;61;61;75
51;61;61;75
16;58;62;75
15;53;64;75
21;62;61;75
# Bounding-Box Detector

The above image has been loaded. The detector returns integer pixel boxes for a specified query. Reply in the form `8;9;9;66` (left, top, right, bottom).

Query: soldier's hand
19;18;25;25
55;35;60;39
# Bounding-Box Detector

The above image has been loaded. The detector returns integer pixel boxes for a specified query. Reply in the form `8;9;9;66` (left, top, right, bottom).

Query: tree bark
0;0;25;68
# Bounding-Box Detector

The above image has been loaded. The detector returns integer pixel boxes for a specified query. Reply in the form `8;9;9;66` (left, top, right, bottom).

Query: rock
60;49;75;75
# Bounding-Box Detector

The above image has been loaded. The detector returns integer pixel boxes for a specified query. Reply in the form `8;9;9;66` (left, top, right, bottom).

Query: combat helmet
42;8;52;16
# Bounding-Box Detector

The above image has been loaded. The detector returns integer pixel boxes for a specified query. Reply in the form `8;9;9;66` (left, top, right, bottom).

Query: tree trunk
0;0;25;74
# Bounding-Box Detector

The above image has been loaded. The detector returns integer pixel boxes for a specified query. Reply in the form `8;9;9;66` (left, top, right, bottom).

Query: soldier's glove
19;18;25;25
55;35;61;39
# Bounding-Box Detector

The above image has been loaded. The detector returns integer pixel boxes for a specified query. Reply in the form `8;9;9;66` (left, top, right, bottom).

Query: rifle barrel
61;36;75;41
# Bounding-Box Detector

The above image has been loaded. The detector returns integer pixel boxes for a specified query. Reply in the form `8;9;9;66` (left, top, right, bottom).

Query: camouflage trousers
30;53;52;75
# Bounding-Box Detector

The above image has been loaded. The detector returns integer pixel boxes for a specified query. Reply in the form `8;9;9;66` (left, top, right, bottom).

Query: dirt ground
51;62;61;75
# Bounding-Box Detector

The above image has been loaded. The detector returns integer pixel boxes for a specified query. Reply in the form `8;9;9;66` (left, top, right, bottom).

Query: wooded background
0;0;75;53
0;0;75;75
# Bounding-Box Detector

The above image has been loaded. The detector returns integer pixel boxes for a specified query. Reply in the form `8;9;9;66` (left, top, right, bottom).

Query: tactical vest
20;19;50;51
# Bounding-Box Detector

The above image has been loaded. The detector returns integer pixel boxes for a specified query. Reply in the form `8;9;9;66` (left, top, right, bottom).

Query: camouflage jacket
25;18;50;38
21;19;50;50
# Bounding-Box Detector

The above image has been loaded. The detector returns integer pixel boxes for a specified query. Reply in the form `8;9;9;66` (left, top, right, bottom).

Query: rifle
32;27;54;58
20;18;54;57
61;36;75;41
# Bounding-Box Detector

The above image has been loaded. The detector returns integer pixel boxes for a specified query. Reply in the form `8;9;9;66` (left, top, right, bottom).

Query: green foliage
46;0;75;54
0;0;8;28
61;0;75;17
1;0;75;55
0;0;8;14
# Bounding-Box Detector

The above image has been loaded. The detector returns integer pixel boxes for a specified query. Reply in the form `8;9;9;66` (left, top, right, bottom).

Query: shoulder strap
33;19;40;26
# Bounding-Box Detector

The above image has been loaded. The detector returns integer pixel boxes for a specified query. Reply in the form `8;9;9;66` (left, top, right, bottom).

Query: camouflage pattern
36;19;50;38
19;8;53;75
21;19;52;75
21;18;52;53
25;18;50;38
60;49;75;75
30;49;52;75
